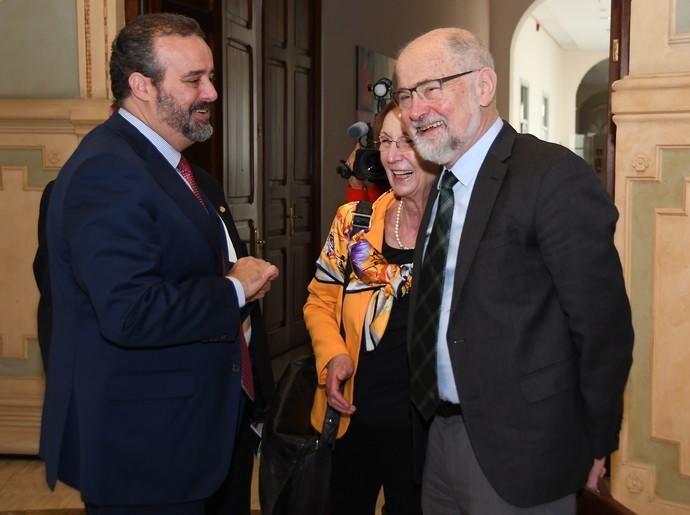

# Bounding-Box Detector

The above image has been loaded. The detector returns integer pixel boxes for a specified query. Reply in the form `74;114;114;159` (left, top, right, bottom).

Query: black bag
258;354;340;515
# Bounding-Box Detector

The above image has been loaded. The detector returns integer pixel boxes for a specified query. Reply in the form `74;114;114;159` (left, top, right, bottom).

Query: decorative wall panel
0;0;119;456
612;73;690;514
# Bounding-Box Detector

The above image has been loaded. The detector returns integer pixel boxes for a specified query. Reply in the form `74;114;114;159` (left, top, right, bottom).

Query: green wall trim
628;148;690;503
0;148;59;188
0;336;44;377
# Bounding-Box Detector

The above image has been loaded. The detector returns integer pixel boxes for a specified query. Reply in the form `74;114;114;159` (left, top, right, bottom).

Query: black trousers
331;415;422;515
206;395;259;515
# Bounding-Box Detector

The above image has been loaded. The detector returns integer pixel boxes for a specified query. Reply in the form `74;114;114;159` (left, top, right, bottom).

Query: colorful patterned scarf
314;211;413;351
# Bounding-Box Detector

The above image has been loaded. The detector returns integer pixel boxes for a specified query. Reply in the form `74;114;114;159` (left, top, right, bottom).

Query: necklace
394;199;411;250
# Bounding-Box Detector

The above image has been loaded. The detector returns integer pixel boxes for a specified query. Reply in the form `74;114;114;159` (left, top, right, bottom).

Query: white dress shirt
424;117;504;403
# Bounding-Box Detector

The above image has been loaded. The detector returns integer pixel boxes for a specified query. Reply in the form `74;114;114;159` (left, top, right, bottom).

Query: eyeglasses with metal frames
392;69;479;108
376;136;414;152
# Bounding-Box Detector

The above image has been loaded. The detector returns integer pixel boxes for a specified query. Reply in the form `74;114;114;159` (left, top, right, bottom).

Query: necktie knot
176;156;207;211
440;169;458;191
177;156;192;176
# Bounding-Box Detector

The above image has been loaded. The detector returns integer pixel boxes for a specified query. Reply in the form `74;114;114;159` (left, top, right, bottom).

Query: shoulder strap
322;201;374;438
342;199;372;310
350;200;372;236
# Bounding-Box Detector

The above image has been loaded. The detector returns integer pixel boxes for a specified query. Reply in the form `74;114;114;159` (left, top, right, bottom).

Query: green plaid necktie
409;169;458;420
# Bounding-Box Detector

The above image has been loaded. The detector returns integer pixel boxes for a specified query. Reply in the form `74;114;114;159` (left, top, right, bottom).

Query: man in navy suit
395;28;634;514
40;13;278;514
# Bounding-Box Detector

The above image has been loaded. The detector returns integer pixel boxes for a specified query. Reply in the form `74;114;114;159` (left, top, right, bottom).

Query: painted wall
610;0;690;512
0;0;80;98
319;0;490;238
0;0;119;454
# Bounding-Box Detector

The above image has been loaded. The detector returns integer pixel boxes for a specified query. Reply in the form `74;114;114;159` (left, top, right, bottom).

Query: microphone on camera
347;121;370;140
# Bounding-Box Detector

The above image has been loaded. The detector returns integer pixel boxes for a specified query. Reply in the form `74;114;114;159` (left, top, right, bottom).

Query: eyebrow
181;69;214;79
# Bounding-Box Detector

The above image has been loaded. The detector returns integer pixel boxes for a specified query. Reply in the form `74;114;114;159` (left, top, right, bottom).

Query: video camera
336;78;392;184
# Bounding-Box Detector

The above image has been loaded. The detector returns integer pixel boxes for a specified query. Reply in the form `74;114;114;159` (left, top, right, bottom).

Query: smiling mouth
190;103;212;118
392;170;413;178
414;120;445;136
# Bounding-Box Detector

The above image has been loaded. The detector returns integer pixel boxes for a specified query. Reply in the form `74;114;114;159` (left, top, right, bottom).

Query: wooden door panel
265;62;288;183
295;0;312;53
227;0;252;24
262;246;288;352
262;0;318;364
223;0;262;254
294;68;311;181
264;0;287;44
224;41;255;204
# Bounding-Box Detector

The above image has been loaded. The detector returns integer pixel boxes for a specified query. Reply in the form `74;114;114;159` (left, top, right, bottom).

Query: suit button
232;363;240;373
452;338;465;345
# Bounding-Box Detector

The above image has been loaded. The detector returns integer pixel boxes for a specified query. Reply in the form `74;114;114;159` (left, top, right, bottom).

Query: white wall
510;16;563;143
510;15;607;148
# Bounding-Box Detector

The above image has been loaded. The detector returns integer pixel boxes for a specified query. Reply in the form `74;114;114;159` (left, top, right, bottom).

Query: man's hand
585;457;607;493
325;354;356;415
227;256;279;302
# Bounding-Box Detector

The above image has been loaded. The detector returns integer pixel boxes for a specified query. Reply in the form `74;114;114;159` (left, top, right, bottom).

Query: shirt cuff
226;276;246;307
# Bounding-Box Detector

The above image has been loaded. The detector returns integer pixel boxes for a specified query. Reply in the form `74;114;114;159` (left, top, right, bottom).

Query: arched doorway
576;59;609;184
494;0;631;195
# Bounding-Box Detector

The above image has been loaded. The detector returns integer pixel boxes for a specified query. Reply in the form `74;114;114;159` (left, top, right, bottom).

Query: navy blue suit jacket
40;113;246;504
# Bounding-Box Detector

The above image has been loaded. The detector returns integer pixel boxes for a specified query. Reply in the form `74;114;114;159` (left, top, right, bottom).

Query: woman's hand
325;354;356;415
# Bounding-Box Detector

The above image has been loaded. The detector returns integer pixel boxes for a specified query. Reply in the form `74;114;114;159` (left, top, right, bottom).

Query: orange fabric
304;191;397;438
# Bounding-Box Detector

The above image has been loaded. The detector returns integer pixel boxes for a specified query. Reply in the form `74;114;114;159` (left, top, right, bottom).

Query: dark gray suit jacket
409;121;633;507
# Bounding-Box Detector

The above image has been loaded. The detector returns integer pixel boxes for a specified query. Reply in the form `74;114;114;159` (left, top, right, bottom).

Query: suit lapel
192;166;248;260
448;123;515;315
105;115;223;266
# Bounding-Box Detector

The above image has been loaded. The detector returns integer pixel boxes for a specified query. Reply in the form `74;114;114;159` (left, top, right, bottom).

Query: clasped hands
226;256;279;302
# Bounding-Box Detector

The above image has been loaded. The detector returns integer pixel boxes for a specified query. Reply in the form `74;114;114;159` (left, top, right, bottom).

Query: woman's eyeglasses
377;137;414;152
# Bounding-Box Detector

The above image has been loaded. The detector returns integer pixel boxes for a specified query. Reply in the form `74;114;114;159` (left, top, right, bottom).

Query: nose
407;92;429;122
201;76;218;102
382;142;403;163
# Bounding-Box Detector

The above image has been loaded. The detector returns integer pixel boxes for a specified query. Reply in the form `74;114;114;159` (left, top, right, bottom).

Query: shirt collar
447;117;504;187
118;108;181;169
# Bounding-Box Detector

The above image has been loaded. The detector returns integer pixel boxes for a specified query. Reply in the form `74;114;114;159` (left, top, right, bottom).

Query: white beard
412;107;482;167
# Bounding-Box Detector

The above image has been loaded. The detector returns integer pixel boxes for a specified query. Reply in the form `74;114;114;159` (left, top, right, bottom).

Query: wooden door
221;0;263;249
126;0;224;181
128;0;322;376
261;0;321;374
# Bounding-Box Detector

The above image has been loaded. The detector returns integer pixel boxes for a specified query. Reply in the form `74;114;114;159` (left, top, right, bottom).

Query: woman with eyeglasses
303;100;439;515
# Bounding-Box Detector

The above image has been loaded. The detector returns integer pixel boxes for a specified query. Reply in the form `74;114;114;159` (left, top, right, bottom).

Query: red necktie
177;156;207;211
239;323;255;401
179;156;253;400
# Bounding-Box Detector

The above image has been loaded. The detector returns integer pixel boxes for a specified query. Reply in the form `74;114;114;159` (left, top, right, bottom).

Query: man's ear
475;68;497;108
128;72;154;102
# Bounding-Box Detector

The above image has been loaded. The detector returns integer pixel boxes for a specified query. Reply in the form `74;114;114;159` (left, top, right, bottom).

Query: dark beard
157;90;214;142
